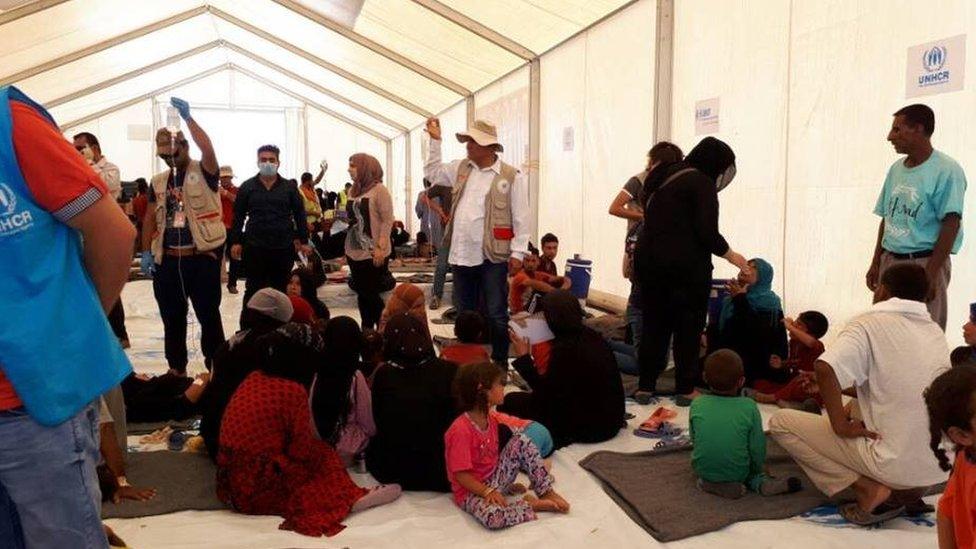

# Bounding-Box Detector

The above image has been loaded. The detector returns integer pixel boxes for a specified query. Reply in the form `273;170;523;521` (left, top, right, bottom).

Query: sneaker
632;391;658;405
227;284;238;294
428;295;441;310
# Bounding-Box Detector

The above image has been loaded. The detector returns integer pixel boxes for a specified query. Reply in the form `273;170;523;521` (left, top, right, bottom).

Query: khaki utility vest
150;160;226;263
443;159;519;263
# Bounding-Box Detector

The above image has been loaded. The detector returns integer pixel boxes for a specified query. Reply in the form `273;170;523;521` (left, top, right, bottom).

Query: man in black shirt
229;144;311;324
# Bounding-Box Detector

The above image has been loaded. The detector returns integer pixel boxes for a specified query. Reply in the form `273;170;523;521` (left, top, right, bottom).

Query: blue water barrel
707;279;732;326
565;256;593;299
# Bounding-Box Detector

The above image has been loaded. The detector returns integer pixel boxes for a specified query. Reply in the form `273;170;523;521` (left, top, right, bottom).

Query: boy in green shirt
690;349;802;498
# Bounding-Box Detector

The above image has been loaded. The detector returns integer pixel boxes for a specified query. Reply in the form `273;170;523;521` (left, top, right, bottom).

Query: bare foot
539;489;570;513
852;476;891;513
506;482;527;495
524;494;561;513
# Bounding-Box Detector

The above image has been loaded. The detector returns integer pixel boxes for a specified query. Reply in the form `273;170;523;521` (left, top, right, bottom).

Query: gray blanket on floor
579;438;829;542
102;451;227;519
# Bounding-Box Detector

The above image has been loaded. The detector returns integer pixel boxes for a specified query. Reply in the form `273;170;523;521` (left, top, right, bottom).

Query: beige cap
456;119;503;152
219;165;234;178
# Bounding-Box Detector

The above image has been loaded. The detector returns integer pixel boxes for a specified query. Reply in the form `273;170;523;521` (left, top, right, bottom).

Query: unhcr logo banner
906;34;966;98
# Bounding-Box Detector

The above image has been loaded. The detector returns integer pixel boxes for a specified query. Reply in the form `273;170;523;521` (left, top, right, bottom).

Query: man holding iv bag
141;97;226;376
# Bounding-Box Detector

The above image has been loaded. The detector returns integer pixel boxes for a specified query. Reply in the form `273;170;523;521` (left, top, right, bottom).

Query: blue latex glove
140;251;154;277
170;97;191;121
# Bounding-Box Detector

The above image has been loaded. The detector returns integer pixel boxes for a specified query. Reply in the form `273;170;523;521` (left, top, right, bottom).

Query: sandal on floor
638;406;678;431
653;435;692;451
635;421;684;439
839;502;905;526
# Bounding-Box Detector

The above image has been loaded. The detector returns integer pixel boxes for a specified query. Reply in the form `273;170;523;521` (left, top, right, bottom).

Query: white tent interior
0;0;972;547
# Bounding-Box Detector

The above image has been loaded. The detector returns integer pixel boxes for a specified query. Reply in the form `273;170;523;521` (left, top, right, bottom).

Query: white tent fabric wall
390;134;407;228
539;0;656;298
306;107;387;194
64;100;156;182
670;0;791;294
672;0;974;344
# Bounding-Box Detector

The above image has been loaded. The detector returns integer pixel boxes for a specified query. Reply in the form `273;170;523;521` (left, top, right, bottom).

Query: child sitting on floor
509;249;571;314
925;364;976;549
746;311;828;413
444;362;569;529
440;310;491;366
690;349;802;499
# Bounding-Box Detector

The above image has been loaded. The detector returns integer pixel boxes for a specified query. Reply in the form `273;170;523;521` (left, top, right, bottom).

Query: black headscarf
543;290;585;338
382;313;435;368
684;136;735;180
311;316;364;444
255;323;323;388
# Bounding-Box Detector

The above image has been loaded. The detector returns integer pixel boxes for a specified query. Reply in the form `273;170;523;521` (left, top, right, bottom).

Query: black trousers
107;299;128;340
152;253;226;373
225;245;243;285
637;266;710;395
241;245;296;326
347;256;390;331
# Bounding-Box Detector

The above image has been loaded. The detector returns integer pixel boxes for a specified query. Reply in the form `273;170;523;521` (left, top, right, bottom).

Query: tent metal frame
0;0;69;25
269;0;470;97
409;0;535;61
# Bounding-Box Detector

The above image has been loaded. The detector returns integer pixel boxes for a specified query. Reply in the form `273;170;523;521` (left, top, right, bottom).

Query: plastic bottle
165;105;181;134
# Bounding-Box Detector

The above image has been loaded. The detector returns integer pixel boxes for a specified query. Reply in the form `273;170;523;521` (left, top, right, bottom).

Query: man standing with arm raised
424;117;530;367
141;97;226;375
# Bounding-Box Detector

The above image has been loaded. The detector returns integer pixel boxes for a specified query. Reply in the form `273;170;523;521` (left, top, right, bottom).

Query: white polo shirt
820;297;949;487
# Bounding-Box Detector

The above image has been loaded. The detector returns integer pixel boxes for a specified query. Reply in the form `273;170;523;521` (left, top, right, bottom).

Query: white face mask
80;145;95;162
258;161;278;177
715;164;736;193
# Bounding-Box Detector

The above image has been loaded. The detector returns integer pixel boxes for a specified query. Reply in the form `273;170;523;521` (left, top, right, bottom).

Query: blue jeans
454;260;509;362
432;243;451;301
0;404;106;549
609;339;639;376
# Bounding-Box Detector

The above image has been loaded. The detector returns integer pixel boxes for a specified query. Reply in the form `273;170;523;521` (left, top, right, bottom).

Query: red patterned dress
216;371;367;536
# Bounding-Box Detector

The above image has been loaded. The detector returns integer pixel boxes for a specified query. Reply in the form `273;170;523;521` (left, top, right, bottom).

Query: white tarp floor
105;281;941;548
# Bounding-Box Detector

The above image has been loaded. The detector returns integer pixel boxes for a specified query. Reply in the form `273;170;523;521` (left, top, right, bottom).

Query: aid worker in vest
424;117;530;364
140;97;226;376
0;86;134;547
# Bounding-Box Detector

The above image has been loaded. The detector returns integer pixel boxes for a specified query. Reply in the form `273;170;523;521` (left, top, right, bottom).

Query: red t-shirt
0;101;108;410
444;412;499;505
131;193;148;222
440;343;490;366
220;186;237;229
939;450;976;549
786;339;826;372
509;270;556;314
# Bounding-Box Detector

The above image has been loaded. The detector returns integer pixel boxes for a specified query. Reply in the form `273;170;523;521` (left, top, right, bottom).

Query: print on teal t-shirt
873;150;967;254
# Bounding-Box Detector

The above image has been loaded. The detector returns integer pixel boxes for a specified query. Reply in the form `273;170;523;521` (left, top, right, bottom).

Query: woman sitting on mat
500;290;625;449
310;316;376;467
378;282;429;335
712;258;789;386
217;324;400;537
367;313;458;491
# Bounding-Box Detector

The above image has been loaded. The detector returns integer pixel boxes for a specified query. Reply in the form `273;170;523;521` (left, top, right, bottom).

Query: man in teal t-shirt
866;104;966;330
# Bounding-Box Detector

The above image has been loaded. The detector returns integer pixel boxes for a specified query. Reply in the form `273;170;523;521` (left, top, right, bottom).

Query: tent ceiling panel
209;0;461;114
48;50;226;125
324;0;524;92
228;65;392;140
15;15;219;105
212;19;425;127
0;0;70;25
435;0;633;54
225;53;399;137
0;0;203;83
157;69;301;108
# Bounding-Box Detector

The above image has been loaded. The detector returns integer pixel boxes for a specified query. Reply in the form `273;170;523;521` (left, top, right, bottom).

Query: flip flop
839;502;905;526
638;406;678;431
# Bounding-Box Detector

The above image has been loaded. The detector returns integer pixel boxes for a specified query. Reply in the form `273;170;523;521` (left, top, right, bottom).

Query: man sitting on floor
769;263;949;525
509;248;571;314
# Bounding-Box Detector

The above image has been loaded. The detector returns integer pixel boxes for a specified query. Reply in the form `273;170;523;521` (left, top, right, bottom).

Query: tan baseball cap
456;119;503;152
219;165;234;178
